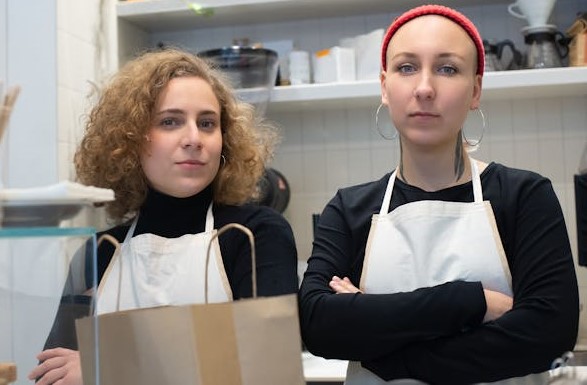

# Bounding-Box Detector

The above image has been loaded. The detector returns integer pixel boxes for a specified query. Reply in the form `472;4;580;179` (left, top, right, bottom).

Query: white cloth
96;204;232;315
345;157;513;385
0;181;114;203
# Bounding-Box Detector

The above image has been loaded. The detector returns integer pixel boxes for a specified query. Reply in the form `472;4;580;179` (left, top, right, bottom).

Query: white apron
345;157;516;385
96;204;232;315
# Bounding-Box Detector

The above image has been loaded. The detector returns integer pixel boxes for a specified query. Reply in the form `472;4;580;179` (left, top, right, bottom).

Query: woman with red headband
299;4;578;384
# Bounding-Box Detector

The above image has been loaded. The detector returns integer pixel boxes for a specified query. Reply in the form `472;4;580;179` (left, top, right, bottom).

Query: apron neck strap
470;157;483;203
380;171;397;215
380;157;483;214
205;203;214;232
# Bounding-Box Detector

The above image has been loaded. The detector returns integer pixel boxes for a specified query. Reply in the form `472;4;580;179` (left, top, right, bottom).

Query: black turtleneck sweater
95;186;299;298
45;186;298;350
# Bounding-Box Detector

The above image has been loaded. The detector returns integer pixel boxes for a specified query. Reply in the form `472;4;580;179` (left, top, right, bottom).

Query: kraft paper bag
75;224;305;385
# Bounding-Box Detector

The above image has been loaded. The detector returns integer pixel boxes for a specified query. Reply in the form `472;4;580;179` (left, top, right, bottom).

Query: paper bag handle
93;234;122;313
205;223;257;302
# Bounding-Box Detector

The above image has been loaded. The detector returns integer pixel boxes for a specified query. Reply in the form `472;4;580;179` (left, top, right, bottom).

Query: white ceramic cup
508;0;556;27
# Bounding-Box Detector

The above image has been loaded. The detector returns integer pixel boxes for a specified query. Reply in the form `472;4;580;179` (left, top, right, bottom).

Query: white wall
3;0;58;188
0;1;115;382
0;0;6;91
0;0;6;187
57;0;117;230
57;0;117;185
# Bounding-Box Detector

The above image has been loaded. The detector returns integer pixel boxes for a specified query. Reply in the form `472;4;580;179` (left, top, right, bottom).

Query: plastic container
198;47;279;115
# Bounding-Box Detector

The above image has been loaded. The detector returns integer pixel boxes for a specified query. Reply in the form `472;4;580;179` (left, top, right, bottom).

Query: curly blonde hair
74;47;278;223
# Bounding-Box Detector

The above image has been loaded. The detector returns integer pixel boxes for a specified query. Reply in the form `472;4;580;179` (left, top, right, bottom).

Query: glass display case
0;226;98;385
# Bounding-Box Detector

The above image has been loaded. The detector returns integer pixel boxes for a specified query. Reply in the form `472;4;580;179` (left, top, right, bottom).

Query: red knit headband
381;4;485;76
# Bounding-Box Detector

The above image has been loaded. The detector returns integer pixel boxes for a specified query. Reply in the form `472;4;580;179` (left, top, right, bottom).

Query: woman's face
381;15;482;151
141;76;223;198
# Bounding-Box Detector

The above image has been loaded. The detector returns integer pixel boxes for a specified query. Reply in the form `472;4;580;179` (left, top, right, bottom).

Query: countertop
301;352;587;383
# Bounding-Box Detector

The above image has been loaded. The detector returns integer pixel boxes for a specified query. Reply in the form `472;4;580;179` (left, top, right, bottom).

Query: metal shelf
117;0;508;32
266;67;587;112
0;226;96;238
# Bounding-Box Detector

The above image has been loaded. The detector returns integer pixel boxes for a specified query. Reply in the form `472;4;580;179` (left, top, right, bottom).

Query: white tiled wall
2;0;58;189
57;0;110;178
268;97;587;258
57;0;117;227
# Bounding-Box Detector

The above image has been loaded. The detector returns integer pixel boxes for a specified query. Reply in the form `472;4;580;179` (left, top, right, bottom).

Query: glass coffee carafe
522;25;569;69
484;39;522;71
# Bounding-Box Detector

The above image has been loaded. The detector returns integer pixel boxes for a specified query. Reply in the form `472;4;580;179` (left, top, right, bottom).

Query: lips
176;159;205;166
409;111;439;117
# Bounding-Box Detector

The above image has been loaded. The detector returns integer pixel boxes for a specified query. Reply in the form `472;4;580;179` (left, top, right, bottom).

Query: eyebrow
391;52;467;61
154;108;219;116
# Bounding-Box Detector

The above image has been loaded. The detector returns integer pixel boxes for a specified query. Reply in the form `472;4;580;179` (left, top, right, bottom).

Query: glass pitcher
523;26;570;69
484;39;522;71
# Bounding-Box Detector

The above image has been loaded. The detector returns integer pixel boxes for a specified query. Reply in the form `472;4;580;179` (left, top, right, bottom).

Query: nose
181;121;202;149
413;71;435;100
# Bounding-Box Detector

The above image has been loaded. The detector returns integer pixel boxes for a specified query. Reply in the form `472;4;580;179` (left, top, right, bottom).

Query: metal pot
257;168;290;213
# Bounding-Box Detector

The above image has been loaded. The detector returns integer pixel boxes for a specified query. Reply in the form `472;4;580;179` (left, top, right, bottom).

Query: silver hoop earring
462;108;486;148
221;154;227;167
375;103;398;140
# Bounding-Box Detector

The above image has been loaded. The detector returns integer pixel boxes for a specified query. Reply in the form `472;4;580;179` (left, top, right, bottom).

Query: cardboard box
567;13;587;67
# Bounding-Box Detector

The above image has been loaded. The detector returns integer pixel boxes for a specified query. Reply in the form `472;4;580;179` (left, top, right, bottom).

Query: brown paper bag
75;224;305;385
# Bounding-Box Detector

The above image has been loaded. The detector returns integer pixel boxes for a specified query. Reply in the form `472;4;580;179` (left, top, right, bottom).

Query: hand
483;289;513;322
28;348;83;385
329;275;362;294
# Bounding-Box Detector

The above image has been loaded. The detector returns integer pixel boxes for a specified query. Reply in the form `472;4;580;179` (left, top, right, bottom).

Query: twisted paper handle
205;223;256;303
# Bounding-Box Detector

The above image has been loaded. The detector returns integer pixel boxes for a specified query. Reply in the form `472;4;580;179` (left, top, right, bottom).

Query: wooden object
0;363;16;385
567;13;587;67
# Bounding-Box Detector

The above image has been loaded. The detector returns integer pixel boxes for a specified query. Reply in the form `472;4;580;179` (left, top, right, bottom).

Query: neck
398;146;471;192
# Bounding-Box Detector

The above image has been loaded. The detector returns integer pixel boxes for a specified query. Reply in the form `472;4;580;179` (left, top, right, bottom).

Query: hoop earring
221;154;227;167
375;103;398;140
462;108;486;147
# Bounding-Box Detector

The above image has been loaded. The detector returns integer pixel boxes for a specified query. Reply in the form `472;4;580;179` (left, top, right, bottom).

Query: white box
340;29;384;81
312;46;356;84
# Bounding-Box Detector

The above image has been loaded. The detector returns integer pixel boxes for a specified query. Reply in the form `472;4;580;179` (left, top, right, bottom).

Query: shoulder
97;222;131;244
316;174;390;235
213;203;293;233
483;162;551;191
96;221;132;258
482;162;558;208
334;174;390;208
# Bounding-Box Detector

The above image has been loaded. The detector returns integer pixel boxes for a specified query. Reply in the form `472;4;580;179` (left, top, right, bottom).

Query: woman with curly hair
29;47;298;385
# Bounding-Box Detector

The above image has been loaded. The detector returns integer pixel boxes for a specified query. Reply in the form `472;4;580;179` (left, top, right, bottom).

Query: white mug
508;0;556;27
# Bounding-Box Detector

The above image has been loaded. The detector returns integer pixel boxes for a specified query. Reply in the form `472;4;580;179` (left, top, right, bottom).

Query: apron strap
380;157;484;214
379;170;397;215
470;157;483;203
205;203;214;232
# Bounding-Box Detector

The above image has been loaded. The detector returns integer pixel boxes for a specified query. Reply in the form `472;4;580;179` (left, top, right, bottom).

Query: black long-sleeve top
95;186;299;298
299;162;579;385
45;186;298;350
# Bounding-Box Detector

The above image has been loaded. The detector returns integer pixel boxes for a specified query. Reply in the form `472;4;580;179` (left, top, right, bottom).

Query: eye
157;116;183;128
438;65;458;75
396;63;417;74
198;118;219;131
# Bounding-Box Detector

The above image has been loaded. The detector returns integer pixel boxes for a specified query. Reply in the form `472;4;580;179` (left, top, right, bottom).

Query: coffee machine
508;0;569;68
